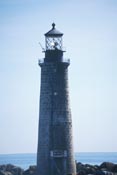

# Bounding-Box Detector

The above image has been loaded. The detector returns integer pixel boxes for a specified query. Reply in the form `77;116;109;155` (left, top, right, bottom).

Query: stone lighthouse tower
37;23;76;175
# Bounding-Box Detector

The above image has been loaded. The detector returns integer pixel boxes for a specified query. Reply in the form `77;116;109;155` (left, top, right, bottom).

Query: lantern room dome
45;23;63;37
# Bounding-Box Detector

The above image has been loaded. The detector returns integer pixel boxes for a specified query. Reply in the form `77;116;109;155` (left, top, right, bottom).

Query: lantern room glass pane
46;37;62;50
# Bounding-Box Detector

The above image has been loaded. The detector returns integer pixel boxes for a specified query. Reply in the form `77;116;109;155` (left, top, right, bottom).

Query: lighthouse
37;23;76;175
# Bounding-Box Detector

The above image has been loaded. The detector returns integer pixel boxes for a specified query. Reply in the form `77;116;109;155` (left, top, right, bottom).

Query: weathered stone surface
37;59;76;175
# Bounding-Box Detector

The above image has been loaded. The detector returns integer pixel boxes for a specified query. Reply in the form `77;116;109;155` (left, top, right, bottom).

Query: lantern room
45;23;63;51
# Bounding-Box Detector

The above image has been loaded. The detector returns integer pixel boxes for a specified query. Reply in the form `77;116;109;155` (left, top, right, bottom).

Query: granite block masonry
37;23;76;175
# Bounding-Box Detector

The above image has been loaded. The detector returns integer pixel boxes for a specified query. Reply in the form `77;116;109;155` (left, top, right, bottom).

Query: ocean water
0;152;117;170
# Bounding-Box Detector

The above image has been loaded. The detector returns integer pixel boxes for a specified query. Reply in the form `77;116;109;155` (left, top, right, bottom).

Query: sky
0;0;117;154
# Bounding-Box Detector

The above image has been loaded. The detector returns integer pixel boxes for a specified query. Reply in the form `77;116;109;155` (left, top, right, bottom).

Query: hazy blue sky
0;0;117;154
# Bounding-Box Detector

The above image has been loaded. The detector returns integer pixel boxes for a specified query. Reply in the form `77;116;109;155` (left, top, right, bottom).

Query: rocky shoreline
0;162;117;175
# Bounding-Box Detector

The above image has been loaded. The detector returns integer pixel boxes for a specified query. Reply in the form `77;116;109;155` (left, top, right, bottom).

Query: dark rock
0;165;23;175
11;167;24;175
0;171;13;175
76;163;87;174
0;171;5;175
76;162;115;175
76;163;96;174
77;170;86;175
23;166;36;175
0;162;116;175
28;166;36;172
94;170;105;175
0;165;6;171
100;162;115;172
112;164;117;172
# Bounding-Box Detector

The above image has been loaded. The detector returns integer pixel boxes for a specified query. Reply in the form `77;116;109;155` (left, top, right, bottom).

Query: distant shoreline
0;152;117;170
0;152;117;155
